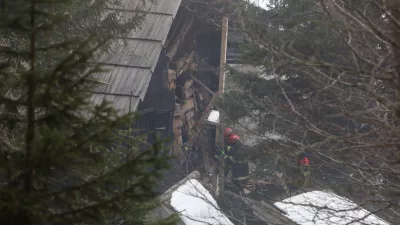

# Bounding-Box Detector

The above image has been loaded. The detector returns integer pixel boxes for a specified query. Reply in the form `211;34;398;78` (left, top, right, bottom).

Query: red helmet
224;127;233;136
228;134;240;143
298;157;310;165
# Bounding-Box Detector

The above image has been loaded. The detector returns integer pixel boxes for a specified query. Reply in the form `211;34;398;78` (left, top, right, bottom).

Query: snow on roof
170;179;234;225
274;191;390;225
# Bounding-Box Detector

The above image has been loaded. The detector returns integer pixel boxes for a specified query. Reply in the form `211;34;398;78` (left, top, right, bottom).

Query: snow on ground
170;179;234;225
274;190;390;225
248;0;270;10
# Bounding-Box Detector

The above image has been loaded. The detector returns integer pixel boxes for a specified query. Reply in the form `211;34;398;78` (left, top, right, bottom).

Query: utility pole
215;16;228;197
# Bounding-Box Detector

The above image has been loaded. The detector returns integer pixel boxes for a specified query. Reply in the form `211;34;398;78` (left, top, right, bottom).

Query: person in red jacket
297;152;312;187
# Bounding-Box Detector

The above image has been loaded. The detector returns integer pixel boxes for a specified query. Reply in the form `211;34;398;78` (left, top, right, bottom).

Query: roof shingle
90;0;181;115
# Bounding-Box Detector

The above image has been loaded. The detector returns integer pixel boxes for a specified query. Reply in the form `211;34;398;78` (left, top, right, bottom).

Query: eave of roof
90;0;182;116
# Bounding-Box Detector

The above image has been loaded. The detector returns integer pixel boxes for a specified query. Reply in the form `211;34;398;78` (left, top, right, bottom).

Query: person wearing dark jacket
230;159;250;189
215;133;243;163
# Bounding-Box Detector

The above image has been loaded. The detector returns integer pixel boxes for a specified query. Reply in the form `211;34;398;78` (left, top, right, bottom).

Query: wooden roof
90;0;182;115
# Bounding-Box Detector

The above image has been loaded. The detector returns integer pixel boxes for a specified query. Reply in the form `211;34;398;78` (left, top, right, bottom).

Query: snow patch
260;73;289;81
170;179;234;225
248;0;270;10
274;191;390;225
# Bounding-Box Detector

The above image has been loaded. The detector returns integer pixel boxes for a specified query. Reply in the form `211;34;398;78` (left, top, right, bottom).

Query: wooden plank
143;14;163;40
183;79;193;89
176;51;195;76
174;103;182;116
138;70;152;100
93;65;114;92
167;16;193;60
168;69;177;82
147;14;165;40
168;81;176;90
140;42;159;68
149;44;163;72
133;69;152;97
107;40;124;64
141;15;161;39
117;67;136;95
129;68;147;93
106;67;126;94
218;17;228;94
193;86;198;112
132;41;152;67
183;87;194;99
120;68;140;95
191;75;214;95
182;97;194;112
160;16;174;45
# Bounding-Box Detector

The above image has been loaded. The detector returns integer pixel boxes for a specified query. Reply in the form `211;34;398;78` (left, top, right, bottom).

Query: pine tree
0;0;176;224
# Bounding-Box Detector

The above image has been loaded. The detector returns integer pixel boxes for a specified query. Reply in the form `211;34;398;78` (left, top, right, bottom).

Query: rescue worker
230;158;250;193
215;133;242;164
223;127;242;146
224;127;233;137
296;152;312;187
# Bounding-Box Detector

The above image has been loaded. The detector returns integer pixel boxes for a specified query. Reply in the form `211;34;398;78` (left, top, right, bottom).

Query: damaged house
87;0;391;224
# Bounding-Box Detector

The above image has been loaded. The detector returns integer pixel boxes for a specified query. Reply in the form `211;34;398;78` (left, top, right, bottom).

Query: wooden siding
90;0;182;116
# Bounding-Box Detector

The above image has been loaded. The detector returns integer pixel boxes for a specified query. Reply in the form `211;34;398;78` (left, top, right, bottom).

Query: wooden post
215;17;228;197
218;17;228;94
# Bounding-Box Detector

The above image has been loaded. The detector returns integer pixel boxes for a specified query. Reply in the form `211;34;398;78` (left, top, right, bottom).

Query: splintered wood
182;98;194;112
170;53;203;155
168;70;177;90
176;51;195;76
173;103;183;155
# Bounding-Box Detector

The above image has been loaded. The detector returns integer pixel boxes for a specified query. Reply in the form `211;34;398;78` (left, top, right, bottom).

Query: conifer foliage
0;0;175;224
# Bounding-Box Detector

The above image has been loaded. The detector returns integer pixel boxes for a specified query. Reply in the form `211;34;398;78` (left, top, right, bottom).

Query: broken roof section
90;0;182;115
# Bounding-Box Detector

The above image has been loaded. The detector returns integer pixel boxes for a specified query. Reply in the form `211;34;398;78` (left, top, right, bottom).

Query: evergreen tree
0;0;176;224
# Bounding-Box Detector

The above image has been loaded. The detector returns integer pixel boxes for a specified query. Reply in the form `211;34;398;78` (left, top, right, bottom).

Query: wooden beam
183;79;193;89
166;16;193;60
215;16;229;197
218;17;228;93
191;75;214;95
176;51;195;76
